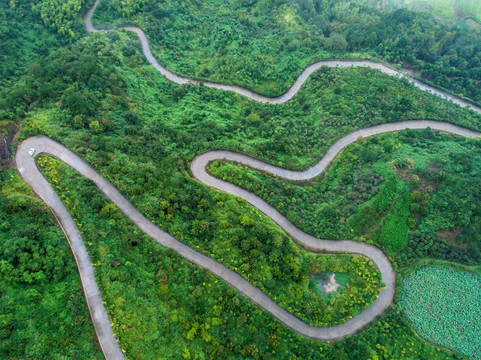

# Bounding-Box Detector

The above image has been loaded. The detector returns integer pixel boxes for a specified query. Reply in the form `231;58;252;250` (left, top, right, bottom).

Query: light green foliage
38;153;382;329
210;130;481;264
32;150;450;359
92;0;330;96
405;0;455;19
379;186;411;254
358;0;456;19
2;7;480;357
33;0;88;37
92;0;481;102
374;173;398;213
109;0;149;17
358;0;481;22
459;0;481;21
401;267;481;359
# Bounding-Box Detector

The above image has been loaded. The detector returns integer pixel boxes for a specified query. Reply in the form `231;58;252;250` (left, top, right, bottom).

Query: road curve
15;121;480;359
15;139;125;360
192;120;481;182
84;0;481;111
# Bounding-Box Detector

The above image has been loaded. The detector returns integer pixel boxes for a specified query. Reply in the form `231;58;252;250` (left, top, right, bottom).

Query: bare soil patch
393;159;437;193
465;18;481;27
437;228;470;249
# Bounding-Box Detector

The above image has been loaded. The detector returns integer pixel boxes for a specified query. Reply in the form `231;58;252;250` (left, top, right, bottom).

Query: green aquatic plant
401;267;481;360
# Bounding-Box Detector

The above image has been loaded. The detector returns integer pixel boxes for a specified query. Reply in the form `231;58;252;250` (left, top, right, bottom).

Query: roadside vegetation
2;30;475;358
92;0;481;103
0;169;103;358
209;130;481;266
37;151;384;330
1;0;481;358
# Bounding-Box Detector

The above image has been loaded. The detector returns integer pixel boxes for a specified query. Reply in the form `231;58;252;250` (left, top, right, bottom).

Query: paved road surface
85;0;481;112
12;2;481;358
16;121;480;359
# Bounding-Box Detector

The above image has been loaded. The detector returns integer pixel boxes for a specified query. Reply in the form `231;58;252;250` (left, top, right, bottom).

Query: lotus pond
400;267;481;360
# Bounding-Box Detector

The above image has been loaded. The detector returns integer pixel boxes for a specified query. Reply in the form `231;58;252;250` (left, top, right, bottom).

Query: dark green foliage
0;0;90;94
350;173;398;236
92;0;481;102
0;170;103;359
211;130;481;267
2;2;480;357
38;150;382;331
32;149;455;359
374;174;398;213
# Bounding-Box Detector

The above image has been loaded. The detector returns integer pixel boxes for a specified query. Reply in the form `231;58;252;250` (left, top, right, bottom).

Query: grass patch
378;184;411;254
335;272;350;287
406;0;455;19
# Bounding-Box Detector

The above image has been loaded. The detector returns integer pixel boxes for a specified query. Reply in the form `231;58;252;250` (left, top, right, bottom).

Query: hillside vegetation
1;0;481;359
92;0;481;102
210;130;481;266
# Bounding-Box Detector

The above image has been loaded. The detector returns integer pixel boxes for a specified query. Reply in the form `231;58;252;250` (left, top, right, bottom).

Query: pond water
312;272;349;296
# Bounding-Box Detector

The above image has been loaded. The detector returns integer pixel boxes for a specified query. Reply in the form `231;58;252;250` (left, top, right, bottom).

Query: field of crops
358;0;481;22
357;0;455;18
406;0;455;19
401;267;481;360
459;0;481;21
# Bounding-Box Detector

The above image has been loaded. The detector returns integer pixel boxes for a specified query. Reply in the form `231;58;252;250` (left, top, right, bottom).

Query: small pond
312;272;349;296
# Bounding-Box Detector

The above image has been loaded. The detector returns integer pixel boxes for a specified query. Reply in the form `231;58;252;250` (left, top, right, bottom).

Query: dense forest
1;0;481;359
209;129;481;266
0;0;91;89
92;0;481;102
0;168;103;358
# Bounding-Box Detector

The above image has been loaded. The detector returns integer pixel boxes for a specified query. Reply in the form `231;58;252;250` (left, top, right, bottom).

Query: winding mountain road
16;122;480;359
12;3;481;360
84;0;481;111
